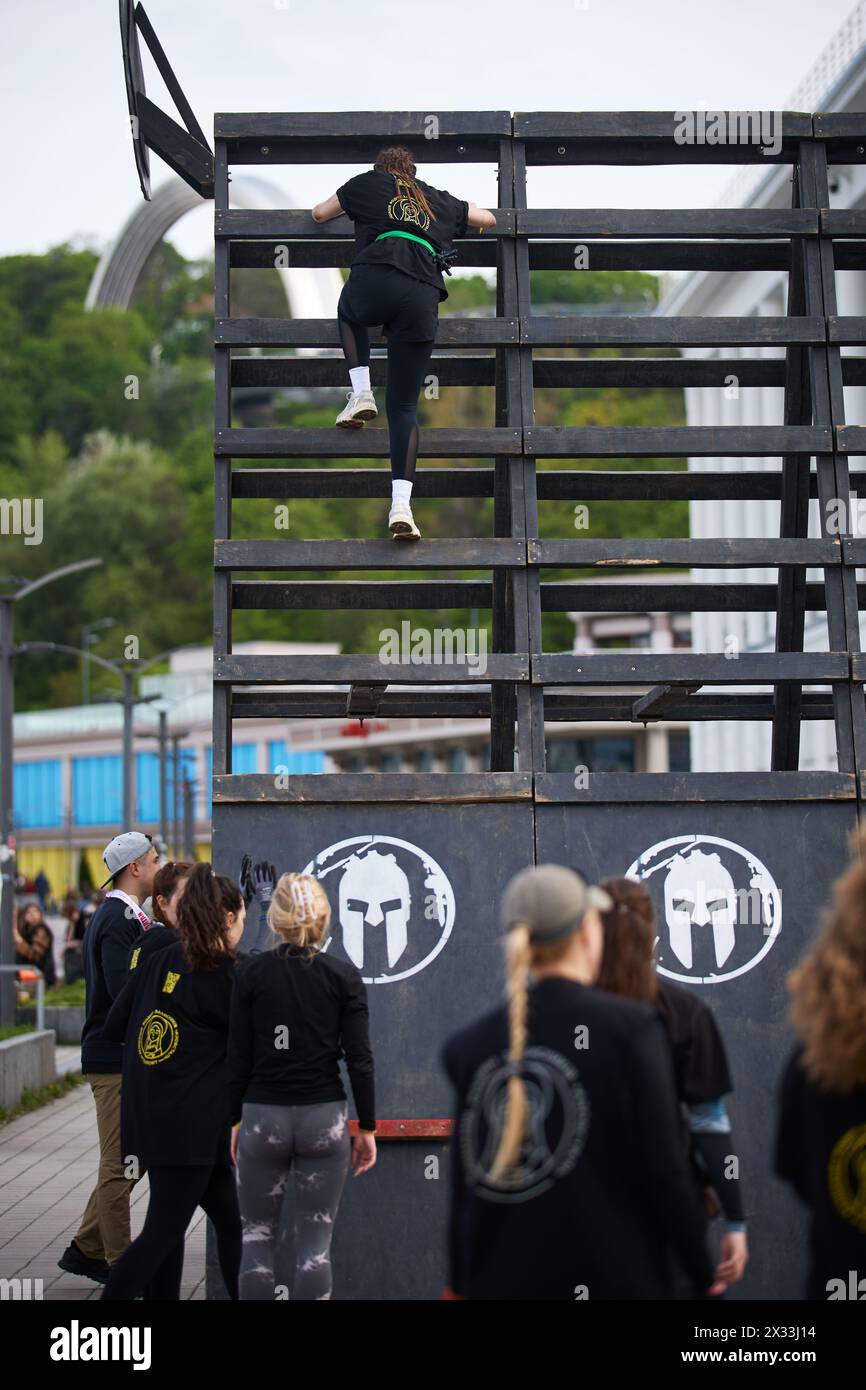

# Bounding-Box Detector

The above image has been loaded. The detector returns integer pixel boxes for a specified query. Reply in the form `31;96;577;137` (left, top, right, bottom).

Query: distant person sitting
62;897;91;985
14;904;57;989
58;831;159;1286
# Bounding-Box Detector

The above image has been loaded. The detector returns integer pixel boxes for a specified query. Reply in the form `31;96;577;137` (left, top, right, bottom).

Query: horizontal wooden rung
522;316;826;348
530;538;840;568
215;538;525;570
212;772;533;803
534;651;849;685
535;770;855;803
214;653;528;685
216;316;519;349
517;209;819;238
525;425;832;457
232;580;492;610
231;468;496;498
216;426;521;459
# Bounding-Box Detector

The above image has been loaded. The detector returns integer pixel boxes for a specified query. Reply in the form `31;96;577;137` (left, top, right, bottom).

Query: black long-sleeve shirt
655;979;745;1227
441;976;714;1300
227;943;375;1131
81;897;142;1073
775;1043;866;1299
103;939;235;1167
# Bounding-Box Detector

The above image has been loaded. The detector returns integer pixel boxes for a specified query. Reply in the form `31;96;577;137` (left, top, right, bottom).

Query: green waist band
375;229;435;255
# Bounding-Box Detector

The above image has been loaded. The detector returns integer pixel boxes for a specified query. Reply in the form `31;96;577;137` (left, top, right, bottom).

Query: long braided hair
488;926;575;1182
373;145;438;226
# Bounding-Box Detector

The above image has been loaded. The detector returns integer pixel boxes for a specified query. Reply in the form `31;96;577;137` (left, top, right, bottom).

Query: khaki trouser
74;1073;144;1265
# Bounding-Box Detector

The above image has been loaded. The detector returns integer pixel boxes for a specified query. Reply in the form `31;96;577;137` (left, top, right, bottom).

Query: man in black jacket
58;832;159;1283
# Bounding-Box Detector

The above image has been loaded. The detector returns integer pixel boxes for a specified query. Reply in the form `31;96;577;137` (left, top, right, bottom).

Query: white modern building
659;1;866;772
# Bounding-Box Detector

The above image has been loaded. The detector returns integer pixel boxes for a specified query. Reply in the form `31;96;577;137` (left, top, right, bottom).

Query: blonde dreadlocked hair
373;145;438;226
267;872;331;959
487;924;576;1182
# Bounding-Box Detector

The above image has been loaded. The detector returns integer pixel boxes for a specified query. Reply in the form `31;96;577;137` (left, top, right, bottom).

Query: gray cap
500;863;613;944
100;832;153;889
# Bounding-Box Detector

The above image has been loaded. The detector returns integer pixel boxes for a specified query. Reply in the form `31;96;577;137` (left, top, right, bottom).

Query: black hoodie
441;977;715;1300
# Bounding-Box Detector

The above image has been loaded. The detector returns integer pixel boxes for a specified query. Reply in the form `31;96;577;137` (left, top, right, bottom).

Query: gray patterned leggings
236;1100;350;1301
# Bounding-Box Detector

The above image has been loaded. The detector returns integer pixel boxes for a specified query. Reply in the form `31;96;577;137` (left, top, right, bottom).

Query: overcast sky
3;0;860;265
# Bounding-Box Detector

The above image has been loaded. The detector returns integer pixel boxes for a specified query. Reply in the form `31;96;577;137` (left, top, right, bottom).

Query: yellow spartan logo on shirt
162;971;181;994
827;1122;866;1233
387;176;430;232
138;1009;179;1066
129;946;141;971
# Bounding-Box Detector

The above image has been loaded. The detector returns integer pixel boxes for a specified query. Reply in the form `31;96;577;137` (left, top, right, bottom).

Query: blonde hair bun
268;873;331;956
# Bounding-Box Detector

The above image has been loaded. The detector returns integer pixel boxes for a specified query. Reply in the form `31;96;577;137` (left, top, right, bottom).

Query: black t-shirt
655;978;733;1106
335;169;469;302
103;939;235;1167
775;1043;866;1299
227;942;375;1131
440;976;713;1300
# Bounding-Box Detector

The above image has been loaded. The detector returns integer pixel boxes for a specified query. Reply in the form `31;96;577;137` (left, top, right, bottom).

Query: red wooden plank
348;1118;453;1140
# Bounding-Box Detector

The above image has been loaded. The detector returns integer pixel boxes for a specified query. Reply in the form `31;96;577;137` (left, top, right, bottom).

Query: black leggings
100;1163;241;1301
338;313;435;484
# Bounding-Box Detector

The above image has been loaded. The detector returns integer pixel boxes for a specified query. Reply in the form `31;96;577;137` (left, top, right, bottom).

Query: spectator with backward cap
58;831;159;1286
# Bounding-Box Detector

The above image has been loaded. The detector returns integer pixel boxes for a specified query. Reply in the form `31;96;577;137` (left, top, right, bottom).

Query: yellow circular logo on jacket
138;1009;179;1066
828;1123;866;1233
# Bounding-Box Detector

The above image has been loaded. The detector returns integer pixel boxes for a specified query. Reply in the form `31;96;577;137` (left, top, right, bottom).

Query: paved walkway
0;1069;207;1300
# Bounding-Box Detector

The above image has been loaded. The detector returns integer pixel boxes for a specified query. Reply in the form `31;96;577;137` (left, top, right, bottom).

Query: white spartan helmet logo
663;849;736;971
338;851;411;971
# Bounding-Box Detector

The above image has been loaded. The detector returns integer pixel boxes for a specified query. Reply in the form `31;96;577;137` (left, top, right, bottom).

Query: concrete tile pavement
0;1078;207;1300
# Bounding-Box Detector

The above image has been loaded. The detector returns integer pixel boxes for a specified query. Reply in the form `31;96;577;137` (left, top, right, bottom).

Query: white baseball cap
500;863;613;943
100;832;154;889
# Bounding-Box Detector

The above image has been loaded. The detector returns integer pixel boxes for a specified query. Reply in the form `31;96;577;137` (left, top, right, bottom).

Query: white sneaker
335;389;377;428
388;500;421;541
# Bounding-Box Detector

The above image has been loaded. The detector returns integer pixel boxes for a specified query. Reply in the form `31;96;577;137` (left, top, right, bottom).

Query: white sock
392;479;413;506
349;366;371;394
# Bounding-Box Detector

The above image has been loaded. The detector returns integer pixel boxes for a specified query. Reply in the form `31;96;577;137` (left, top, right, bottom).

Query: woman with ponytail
596;876;748;1295
100;863;245;1300
441;864;715;1299
125;860;193;978
313;144;496;540
227;872;376;1300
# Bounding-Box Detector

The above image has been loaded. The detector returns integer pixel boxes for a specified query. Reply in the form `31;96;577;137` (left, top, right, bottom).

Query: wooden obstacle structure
115;9;866;1293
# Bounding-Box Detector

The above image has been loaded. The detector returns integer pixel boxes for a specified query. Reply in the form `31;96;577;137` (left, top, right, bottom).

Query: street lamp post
81;618;116;705
158;709;168;848
0;558;103;1028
